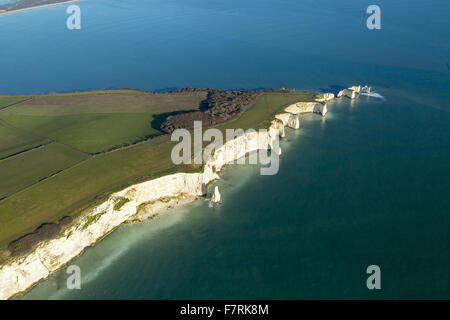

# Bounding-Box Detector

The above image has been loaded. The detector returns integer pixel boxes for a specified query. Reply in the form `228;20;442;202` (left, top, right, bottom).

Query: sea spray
361;92;385;100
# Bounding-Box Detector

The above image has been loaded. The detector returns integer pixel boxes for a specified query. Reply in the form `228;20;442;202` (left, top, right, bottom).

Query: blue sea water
1;0;449;299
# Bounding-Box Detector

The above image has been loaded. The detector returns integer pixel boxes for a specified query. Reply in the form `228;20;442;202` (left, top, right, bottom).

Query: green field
0;143;88;199
0;90;316;250
0;112;162;154
0;122;50;160
215;91;315;132
0;96;29;110
0;91;205;154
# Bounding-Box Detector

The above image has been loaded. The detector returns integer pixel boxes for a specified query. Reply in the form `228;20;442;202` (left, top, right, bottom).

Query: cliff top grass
0;88;316;251
0;90;206;154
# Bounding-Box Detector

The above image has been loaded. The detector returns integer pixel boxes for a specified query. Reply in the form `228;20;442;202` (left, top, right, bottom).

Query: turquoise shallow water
1;0;449;299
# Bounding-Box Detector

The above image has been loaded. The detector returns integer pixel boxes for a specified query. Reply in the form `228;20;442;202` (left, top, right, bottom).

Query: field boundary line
0;97;32;111
0;117;91;156
0;154;91;204
0;142;51;162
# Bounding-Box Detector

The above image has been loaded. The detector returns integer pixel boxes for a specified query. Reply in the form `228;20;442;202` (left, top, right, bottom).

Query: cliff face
338;89;356;99
337;85;364;99
285;102;327;116
0;96;332;300
275;113;300;129
270;119;286;139
315;93;335;102
0;171;218;300
0;122;285;300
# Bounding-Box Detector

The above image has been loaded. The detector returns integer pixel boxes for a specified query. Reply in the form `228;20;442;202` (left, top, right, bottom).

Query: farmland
0;89;316;251
0;143;88;199
0;122;50;160
0;91;206;154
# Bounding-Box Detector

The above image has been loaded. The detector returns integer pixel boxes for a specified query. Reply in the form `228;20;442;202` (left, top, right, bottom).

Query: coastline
0;0;78;16
0;86;362;300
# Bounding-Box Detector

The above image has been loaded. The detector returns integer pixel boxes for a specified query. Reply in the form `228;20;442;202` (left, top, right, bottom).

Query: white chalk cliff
0;170;218;300
337;84;367;99
284;102;327;116
269;119;286;139
275;113;300;129
315;93;335;102
0;94;334;300
337;88;356;99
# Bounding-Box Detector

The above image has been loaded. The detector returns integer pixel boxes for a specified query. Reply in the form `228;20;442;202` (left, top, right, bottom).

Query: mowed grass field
0;90;316;250
0;96;29;110
0;91;206;153
1;112;161;154
0;143;89;199
0;122;50;160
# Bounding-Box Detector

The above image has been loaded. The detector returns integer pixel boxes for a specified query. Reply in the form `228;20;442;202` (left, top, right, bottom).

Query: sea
0;0;449;299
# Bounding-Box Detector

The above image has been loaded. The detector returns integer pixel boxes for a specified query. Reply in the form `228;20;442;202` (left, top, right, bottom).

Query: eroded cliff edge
0;88;349;299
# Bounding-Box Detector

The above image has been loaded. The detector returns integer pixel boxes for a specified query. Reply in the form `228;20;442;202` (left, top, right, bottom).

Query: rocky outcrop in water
337;88;356;99
337;84;372;99
211;186;221;204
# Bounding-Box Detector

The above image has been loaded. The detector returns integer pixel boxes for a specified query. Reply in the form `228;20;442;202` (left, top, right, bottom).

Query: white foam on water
27;205;194;299
361;92;385;100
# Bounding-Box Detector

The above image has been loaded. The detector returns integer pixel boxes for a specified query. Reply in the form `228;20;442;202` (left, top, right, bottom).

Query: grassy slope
0;143;89;199
0;91;316;249
1;113;160;154
216;91;315;131
0;122;49;160
0;91;205;154
38;89;147;96
0;96;49;159
0;96;29;110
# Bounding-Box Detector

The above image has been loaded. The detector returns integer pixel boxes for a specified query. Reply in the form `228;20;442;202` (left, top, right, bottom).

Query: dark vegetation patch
160;89;262;133
58;216;74;227
7;216;74;257
136;176;150;182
